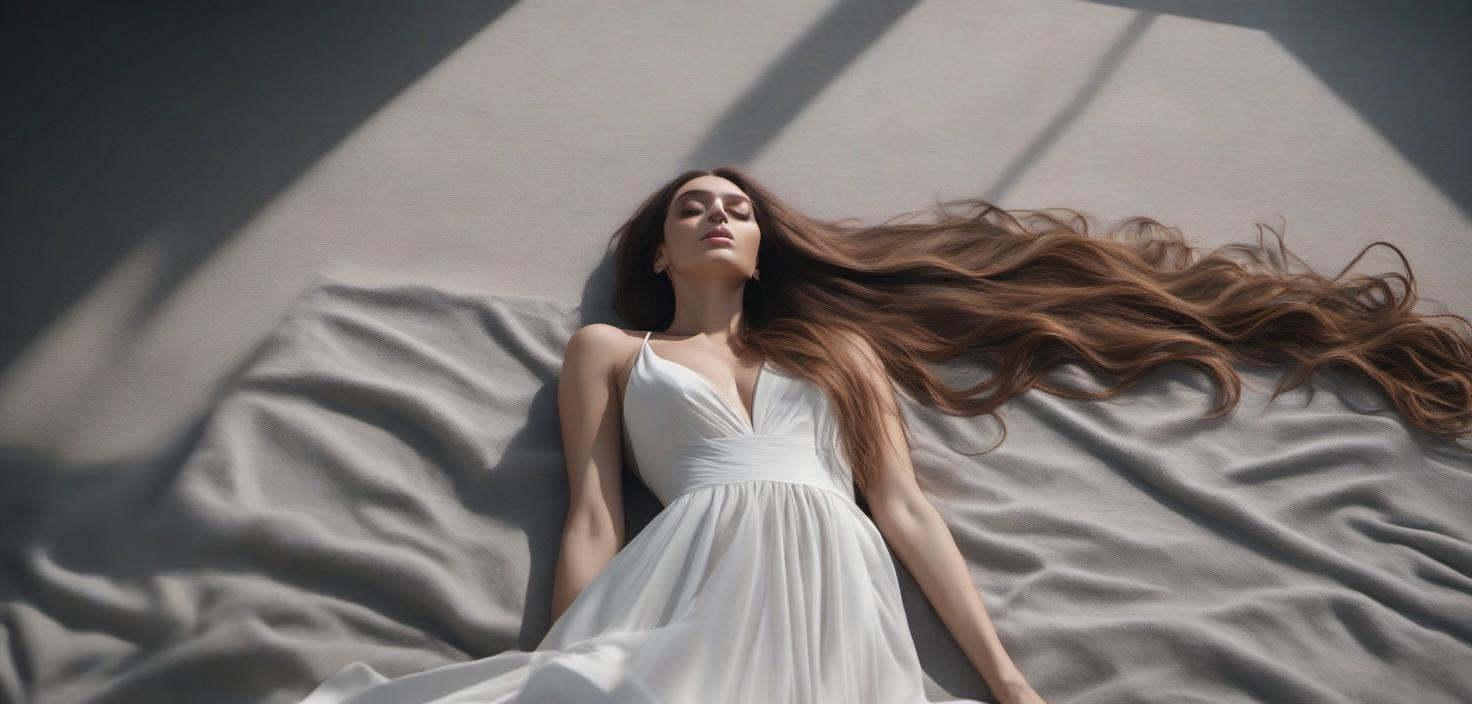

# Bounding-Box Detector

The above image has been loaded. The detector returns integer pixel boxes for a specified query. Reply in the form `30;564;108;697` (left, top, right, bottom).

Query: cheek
664;221;695;242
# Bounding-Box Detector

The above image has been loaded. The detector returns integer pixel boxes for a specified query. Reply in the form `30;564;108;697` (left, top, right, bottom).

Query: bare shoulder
568;322;632;346
565;323;634;361
563;324;644;383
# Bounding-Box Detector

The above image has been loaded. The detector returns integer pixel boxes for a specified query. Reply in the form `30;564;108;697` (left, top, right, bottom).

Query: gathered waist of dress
647;435;853;504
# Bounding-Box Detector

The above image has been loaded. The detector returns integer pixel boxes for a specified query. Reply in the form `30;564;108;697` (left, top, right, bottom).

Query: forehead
674;179;749;203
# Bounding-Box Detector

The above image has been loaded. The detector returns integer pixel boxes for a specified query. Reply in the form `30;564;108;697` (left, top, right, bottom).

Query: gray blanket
3;275;1469;704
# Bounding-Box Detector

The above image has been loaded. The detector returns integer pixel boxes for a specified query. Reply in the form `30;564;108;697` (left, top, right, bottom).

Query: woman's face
658;175;760;282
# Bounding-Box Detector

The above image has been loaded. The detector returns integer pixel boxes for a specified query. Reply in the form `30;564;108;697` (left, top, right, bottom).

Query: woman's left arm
834;331;1040;702
872;489;1033;698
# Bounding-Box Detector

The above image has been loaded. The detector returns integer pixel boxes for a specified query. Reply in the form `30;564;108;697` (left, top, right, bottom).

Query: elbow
565;508;624;550
870;494;941;542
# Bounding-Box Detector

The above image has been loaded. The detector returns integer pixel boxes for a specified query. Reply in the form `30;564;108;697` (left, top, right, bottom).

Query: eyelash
682;205;750;218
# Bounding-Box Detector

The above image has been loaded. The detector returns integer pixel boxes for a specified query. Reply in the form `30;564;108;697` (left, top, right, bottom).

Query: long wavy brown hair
609;166;1472;495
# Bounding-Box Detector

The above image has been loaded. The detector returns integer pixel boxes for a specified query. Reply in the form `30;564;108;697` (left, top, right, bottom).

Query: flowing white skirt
297;479;983;704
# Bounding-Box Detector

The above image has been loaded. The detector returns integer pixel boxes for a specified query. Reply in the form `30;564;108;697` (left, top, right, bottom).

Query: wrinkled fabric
16;280;1467;703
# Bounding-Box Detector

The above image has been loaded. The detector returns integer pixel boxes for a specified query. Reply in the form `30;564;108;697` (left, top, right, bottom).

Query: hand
996;676;1049;704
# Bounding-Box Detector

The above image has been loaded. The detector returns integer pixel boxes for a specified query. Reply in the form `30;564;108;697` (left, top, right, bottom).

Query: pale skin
554;175;1047;704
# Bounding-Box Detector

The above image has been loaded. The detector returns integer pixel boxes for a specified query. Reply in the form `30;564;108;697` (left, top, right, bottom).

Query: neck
662;276;747;340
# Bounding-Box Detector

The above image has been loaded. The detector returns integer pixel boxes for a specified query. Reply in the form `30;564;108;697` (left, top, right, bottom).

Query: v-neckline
641;334;767;432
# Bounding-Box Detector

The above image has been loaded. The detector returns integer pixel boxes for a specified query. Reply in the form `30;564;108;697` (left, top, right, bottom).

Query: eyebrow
676;189;751;205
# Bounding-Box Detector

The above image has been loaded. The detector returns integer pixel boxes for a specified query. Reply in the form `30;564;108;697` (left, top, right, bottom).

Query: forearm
550;518;621;623
876;501;1024;690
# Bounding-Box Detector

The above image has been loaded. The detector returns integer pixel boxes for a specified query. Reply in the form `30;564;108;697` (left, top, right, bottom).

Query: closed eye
682;207;750;219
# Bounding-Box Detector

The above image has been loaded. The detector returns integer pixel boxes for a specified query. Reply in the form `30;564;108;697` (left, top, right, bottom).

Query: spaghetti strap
644;330;653;342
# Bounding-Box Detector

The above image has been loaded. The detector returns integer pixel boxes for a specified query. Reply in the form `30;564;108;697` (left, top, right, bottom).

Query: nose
707;201;729;224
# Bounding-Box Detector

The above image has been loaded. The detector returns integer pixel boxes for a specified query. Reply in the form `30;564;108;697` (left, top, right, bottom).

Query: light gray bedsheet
3;275;1469;704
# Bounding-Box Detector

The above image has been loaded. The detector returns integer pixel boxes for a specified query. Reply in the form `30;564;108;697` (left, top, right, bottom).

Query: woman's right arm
550;323;627;624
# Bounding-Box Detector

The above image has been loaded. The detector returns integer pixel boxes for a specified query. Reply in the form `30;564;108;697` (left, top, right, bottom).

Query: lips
703;227;733;240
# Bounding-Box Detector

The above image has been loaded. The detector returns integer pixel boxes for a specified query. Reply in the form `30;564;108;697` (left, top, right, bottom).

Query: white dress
297;330;985;704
